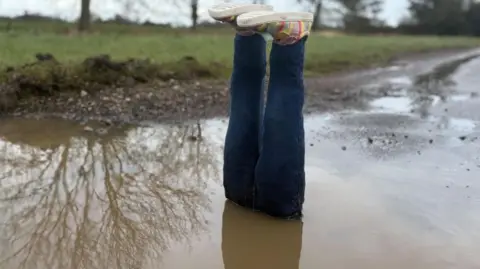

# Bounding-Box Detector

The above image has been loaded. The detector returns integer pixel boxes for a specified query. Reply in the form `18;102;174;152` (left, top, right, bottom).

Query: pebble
96;128;108;135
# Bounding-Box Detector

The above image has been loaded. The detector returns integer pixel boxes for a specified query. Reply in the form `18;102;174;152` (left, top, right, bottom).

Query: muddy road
0;49;479;269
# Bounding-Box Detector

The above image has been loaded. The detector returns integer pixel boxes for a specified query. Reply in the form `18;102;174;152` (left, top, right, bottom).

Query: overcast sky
0;0;410;26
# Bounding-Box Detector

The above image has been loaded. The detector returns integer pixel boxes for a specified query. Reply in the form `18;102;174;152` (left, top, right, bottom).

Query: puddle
0;117;479;269
371;96;412;113
366;55;480;130
385;65;403;71
388;76;412;86
426;115;477;132
451;55;480;94
0;118;224;269
450;93;478;102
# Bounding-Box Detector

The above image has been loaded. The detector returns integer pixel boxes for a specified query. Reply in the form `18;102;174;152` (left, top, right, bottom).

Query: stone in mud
187;135;198;141
96;128;108;135
35;53;56;62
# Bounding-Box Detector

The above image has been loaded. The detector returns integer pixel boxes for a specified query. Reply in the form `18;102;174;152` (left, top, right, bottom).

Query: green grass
1;31;480;77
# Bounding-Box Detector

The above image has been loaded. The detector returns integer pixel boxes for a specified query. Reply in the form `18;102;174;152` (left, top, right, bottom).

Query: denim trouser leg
223;34;266;208
255;38;307;218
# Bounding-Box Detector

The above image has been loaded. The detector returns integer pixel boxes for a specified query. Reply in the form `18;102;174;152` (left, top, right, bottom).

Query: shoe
237;11;313;45
208;2;274;35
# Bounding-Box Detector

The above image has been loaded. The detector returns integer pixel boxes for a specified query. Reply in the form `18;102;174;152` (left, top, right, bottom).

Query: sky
0;0;410;26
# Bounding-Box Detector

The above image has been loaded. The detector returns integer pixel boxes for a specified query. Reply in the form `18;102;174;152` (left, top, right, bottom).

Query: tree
466;2;480;36
297;0;323;31
333;0;385;32
407;0;469;35
78;0;91;32
368;0;383;23
191;0;199;30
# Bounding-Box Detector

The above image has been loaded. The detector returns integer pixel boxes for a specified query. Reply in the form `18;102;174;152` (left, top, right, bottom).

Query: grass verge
1;32;480;74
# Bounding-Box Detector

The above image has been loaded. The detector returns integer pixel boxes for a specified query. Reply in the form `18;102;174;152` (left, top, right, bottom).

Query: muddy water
1;54;480;269
0;112;479;269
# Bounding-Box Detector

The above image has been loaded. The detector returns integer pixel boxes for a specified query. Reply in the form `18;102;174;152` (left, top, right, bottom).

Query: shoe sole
208;3;273;19
237;11;314;27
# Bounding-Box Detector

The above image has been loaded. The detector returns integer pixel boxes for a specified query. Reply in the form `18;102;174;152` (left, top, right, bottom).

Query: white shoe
208;2;273;21
236;11;314;45
236;11;314;27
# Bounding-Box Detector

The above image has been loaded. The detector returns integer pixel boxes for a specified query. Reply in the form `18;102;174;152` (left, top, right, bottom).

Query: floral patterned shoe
237;11;313;44
208;2;274;36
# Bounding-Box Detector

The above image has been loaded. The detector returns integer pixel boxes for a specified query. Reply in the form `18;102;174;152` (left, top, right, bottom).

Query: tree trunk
312;1;322;31
191;0;198;30
78;0;91;32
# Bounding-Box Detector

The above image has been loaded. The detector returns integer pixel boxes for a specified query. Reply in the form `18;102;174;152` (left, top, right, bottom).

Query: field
1;20;480;77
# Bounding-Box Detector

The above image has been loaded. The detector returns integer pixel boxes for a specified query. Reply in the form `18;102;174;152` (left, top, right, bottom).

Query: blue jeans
223;34;306;219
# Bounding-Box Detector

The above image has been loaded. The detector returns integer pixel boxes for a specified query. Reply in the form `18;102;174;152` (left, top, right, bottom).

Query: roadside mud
0;53;221;117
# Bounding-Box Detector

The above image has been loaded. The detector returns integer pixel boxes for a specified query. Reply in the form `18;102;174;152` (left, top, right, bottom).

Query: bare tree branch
0;120;220;269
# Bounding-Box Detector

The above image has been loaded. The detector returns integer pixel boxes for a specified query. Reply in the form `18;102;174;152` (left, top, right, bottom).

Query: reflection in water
0;119;220;269
221;201;303;269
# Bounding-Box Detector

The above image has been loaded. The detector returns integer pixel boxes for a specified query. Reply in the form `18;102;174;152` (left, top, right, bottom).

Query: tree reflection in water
0;119;220;269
